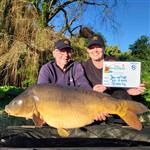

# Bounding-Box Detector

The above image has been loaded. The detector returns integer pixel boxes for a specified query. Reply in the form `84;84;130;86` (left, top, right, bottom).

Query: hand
95;112;109;121
93;84;107;93
127;83;145;96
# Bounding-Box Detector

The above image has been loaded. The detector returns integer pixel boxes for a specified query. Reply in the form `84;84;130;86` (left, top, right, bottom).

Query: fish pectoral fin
32;114;45;127
57;128;70;137
120;109;142;131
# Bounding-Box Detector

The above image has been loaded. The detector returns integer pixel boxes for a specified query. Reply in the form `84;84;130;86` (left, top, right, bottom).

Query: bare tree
30;0;119;35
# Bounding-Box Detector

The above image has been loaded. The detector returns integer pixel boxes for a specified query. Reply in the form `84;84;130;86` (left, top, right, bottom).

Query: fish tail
125;100;148;114
118;100;148;130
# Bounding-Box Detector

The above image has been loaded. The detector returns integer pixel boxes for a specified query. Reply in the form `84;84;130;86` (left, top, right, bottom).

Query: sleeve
74;62;92;90
37;65;52;84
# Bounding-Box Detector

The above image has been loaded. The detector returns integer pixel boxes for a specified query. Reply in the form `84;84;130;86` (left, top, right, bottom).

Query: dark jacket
82;58;132;100
38;60;92;90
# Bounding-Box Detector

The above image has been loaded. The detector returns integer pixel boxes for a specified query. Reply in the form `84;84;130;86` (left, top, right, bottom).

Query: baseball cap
54;39;72;50
87;35;105;48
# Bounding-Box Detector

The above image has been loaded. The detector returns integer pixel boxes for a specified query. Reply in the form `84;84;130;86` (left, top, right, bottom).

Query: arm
127;83;145;96
95;112;109;121
75;62;109;121
74;62;92;90
37;65;52;84
93;84;107;93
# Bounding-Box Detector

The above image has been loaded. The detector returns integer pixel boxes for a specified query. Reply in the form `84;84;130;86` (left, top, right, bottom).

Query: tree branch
48;0;78;23
59;8;77;36
83;1;108;8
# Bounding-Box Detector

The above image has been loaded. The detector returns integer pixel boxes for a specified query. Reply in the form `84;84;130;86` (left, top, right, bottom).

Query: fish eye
13;100;23;105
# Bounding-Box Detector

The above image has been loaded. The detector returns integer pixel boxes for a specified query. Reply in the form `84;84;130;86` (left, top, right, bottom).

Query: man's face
53;48;72;67
87;44;104;61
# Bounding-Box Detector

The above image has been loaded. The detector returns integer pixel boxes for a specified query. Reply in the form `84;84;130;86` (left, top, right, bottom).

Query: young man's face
87;44;104;61
53;48;72;67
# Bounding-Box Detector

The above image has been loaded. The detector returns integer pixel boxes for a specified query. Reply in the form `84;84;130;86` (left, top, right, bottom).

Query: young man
38;38;92;90
82;34;145;120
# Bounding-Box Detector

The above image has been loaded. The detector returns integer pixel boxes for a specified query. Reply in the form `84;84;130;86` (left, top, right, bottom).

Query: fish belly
39;106;95;129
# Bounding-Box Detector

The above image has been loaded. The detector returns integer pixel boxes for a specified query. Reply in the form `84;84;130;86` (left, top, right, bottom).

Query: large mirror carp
5;84;148;137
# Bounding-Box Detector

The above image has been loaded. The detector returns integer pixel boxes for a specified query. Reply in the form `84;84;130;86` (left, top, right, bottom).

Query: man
38;38;107;121
38;38;92;90
82;34;145;120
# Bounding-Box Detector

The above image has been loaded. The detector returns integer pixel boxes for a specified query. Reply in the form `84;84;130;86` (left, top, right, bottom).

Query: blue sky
51;0;149;52
84;0;150;52
108;0;150;52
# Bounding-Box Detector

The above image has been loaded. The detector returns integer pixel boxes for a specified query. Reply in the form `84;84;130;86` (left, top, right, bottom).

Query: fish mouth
2;110;8;116
4;105;11;115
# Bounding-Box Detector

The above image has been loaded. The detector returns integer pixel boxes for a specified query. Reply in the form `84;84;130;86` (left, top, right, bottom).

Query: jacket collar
54;60;74;72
